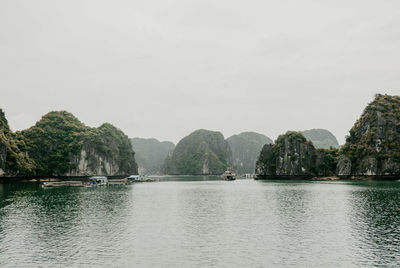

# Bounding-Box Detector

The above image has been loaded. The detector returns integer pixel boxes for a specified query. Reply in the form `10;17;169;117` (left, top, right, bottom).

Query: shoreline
255;175;400;181
1;174;399;182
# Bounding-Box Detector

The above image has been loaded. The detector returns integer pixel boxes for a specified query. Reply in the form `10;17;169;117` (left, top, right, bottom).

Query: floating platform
42;181;84;188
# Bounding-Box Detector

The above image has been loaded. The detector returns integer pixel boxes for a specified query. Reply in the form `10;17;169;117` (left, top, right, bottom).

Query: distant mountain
302;129;339;149
227;132;272;174
131;138;175;175
162;129;231;175
338;94;400;176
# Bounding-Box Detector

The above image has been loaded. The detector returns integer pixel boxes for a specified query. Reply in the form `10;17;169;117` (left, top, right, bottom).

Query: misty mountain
302;129;339;149
227;132;272;174
131;138;175;175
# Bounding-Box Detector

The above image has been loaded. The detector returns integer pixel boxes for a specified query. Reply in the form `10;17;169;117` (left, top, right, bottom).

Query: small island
0;110;138;178
255;94;400;179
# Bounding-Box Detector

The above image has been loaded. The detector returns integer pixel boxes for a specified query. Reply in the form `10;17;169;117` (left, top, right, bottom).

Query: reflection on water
348;181;400;267
0;179;400;267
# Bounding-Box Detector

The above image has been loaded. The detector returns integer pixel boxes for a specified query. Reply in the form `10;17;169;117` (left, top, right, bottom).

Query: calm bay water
1;177;400;267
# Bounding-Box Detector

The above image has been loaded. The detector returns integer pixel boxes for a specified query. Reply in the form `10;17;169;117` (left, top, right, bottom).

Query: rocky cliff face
18;111;137;177
302;129;339;149
227;132;272;174
162;129;231;175
256;131;336;178
338;94;400;176
66;123;138;176
131;138;175;175
0;110;7;175
0;109;35;177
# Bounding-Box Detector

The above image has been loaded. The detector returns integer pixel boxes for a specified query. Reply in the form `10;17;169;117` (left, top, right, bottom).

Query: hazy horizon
1;0;399;145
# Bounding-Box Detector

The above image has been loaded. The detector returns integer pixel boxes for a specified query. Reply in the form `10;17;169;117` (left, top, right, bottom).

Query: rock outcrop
66;123;138;176
256;131;337;178
227;132;272;174
131;138;175;175
17;111;137;177
0;110;7;175
162;129;231;175
0;109;35;176
339;94;400;176
302;129;339;149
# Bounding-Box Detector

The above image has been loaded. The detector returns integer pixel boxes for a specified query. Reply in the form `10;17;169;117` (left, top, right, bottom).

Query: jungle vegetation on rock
256;94;400;179
256;131;338;178
338;94;400;176
0;110;137;177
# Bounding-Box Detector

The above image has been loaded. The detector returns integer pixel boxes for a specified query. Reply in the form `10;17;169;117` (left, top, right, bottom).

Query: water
1;177;400;267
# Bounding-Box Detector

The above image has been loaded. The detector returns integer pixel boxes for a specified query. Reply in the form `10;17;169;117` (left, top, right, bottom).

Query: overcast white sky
1;0;399;144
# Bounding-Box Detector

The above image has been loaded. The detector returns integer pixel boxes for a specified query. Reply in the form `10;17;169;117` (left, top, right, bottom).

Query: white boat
88;176;108;186
221;171;236;181
126;175;155;183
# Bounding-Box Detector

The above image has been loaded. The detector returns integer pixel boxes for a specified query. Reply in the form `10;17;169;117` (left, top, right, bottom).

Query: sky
1;0;399;145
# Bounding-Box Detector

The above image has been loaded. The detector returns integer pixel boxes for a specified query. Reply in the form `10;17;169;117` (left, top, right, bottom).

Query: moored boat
88;176;108;186
221;171;236;181
126;175;156;183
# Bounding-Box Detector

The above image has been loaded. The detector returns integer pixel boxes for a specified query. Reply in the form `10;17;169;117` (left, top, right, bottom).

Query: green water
1;177;400;267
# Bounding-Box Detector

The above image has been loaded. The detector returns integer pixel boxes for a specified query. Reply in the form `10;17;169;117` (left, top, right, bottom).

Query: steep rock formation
339;94;400;176
302;129;339;149
227;132;272;174
67;123;138;176
256;131;337;178
162;129;231;175
0;109;35;176
18;111;137;177
131;138;175;175
0;110;7;175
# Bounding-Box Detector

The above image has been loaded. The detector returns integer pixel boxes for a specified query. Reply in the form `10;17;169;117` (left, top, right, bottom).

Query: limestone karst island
0;94;399;180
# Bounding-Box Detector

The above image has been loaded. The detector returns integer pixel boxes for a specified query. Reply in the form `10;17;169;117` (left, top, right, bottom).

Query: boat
221;171;236;181
42;181;83;188
126;175;156;183
88;176;108;186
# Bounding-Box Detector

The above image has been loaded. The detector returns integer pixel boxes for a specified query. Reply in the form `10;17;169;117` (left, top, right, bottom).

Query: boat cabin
88;176;108;185
126;175;140;182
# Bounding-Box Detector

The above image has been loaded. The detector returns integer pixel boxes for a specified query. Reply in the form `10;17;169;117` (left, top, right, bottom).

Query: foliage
11;111;137;177
0;109;36;176
256;131;337;177
317;148;339;175
17;111;88;176
340;94;400;173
